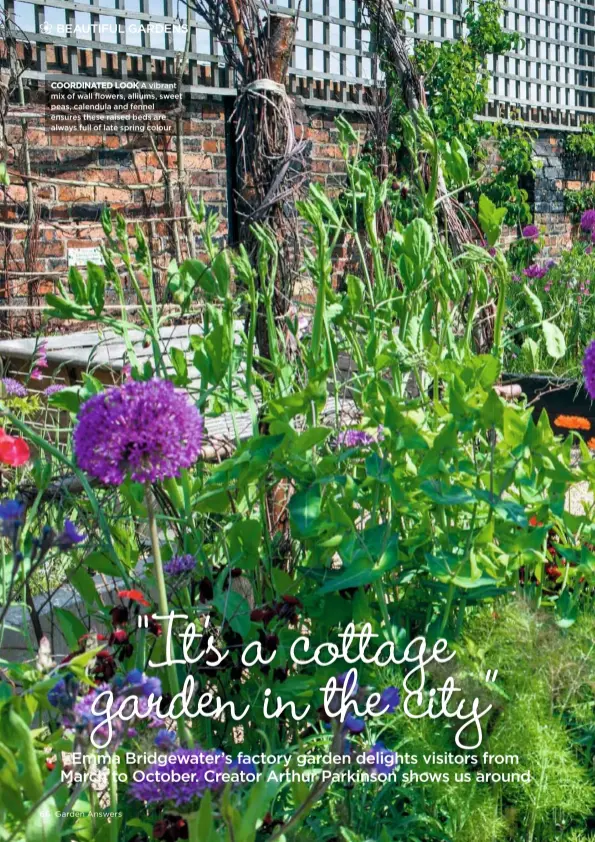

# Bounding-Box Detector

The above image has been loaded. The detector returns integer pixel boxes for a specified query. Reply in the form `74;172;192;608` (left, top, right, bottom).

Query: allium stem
186;811;200;842
145;487;192;747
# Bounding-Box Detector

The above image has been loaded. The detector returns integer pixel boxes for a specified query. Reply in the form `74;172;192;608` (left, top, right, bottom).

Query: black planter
502;373;595;442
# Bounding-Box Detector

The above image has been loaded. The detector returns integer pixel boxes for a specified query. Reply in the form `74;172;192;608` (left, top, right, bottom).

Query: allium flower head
583;340;595;399
73;378;203;485
130;747;228;807
164;554;197;576
521;224;539;240
581;210;595;232
2;378;27;397
523;264;549;280
44;384;65;397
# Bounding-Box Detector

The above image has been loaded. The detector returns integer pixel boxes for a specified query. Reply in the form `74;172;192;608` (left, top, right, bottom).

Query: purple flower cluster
583;340;595;399
581;210;595;232
337;427;384;448
62;669;163;745
44;384;65;397
2;378;27;398
130;747;228;807
163;554;197;576
523;264;549;280
0;499;25;540
73;378;204;485
521;224;539;240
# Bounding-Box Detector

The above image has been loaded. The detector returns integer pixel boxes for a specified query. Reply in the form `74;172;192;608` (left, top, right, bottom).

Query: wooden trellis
3;0;595;122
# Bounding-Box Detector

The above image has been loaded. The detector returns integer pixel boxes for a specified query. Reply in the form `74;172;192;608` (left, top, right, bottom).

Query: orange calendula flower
554;414;591;431
118;589;151;607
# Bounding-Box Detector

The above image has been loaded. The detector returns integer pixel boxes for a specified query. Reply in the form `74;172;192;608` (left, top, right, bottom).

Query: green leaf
542;320;566;360
26;797;60;842
180;259;218;296
68;266;88;306
84;550;121;577
228;519;262;570
289;486;323;538
212;252;230;297
55;608;87;650
523;283;543;322
86;262;105;315
478;194;507;247
402;218;433;277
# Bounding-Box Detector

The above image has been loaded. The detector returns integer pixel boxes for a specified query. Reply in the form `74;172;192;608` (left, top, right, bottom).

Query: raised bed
503;373;595;445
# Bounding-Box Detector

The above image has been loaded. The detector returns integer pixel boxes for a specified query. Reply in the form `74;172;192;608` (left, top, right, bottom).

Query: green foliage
565;184;595;220
478;124;540;226
563;124;595;159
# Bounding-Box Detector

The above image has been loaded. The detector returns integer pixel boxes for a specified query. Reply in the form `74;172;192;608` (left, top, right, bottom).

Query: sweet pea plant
0;113;594;842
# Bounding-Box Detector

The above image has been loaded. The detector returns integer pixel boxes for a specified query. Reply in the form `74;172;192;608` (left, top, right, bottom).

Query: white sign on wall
67;247;104;268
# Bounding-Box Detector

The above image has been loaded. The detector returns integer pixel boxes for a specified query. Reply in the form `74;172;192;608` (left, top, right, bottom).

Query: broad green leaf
542;320;566;360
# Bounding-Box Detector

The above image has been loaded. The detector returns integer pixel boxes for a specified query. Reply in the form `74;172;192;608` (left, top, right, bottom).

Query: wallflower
521;224;539;239
0;428;30;466
583;339;595;399
118;589;151;607
130;747;228;807
581;209;595;232
73;378;203;485
163;554;197;576
2;378;27;398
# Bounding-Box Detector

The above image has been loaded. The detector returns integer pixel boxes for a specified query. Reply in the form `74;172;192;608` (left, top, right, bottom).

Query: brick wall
0;99;367;334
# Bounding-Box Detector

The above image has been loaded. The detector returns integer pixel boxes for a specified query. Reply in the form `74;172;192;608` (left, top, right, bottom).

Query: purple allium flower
378;686;401;713
44;384;65;397
129;747;228;807
163;554;197;576
362;742;399;776
54;519;85;550
154;729;177;750
583;340;595;399
523;264;549;280
521;224;539;240
0;498;25;538
581;210;595;232
73;378;204;485
2;378;27;397
336;429;375;448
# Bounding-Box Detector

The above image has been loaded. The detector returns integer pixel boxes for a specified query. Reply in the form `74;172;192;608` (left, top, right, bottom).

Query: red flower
0;428;30;466
118;589;150;607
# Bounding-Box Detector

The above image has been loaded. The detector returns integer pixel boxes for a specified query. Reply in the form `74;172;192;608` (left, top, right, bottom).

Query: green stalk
144;487;192;747
109;754;119;842
186;812;199;842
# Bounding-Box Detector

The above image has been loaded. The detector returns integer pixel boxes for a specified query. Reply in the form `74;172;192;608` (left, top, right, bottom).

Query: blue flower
0;499;24;540
343;713;365;733
54;520;85;550
154;729;177;750
363;741;400;776
378;686;400;713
